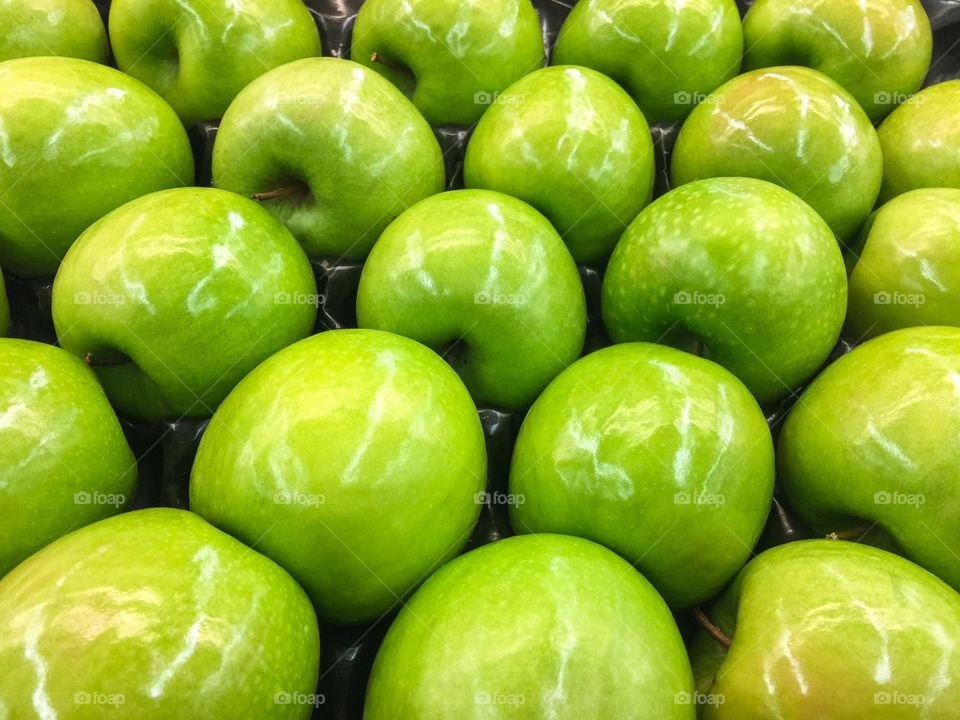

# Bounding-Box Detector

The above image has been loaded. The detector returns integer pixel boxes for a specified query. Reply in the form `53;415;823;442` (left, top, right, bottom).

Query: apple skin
0;57;194;279
743;0;932;122
356;190;586;410
0;0;108;63
351;0;544;126
691;540;960;718
365;534;695;719
464;66;655;266
109;0;321;126
0;339;135;577
602;177;847;404
878;80;960;202
51;187;317;423
213;58;445;262
190;329;487;624
777;326;960;591
671;66;883;242
0;508;320;720
845;189;960;339
551;0;742;124
509;343;773;608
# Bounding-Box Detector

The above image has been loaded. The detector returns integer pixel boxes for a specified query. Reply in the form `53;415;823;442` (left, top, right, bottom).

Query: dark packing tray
4;1;960;717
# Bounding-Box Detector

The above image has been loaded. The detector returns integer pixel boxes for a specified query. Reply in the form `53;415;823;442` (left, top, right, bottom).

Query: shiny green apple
0;508;321;719
52;187;317;423
356;189;586;410
778;326;960;590
878;80;960;202
671;66;883;242
0;339;135;577
366;534;695;719
552;0;742;123
213;58;445;261
190;329;486;624
509;343;774;608
691;540;960;718
351;0;544;126
743;0;932;122
602;177;847;404
846;189;960;339
464;66;655;265
0;0;107;63
109;0;321;126
0;57;193;279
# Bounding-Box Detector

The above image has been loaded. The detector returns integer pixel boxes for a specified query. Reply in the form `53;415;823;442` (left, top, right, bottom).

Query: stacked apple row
1;0;960;719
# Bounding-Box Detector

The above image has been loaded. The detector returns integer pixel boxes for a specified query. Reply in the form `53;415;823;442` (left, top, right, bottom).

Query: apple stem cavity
826;524;872;541
250;186;303;202
694;607;732;649
370;52;406;74
83;352;130;367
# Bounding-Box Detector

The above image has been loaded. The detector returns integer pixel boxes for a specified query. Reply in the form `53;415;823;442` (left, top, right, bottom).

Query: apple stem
826;524;871;541
251;186;302;202
83;352;129;367
694;607;732;649
370;52;406;74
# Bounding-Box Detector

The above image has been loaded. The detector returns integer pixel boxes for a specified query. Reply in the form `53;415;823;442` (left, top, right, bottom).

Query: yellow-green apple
190;329;487;624
778;326;960;590
671;66;883;242
691;540;960;718
0;0;107;63
0;508;321;719
365;534;695;719
51;187;317;423
356;189;586;410
743;0;932;122
213;58;445;261
845;188;960;339
0;57;193;278
464;65;655;265
0;339;135;577
552;0;743;123
109;0;322;126
509;343;774;607
877;80;960;202
602;177;847;404
351;0;544;126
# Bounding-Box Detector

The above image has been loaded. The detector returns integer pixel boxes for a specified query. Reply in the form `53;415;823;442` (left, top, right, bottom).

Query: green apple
845;189;960;339
213;58;445;261
109;0;321;126
0;57;193;279
778;326;960;590
0;508;320;719
691;540;960;718
190;329;487;624
351;0;544;126
509;343;774;608
602;177;847;404
0;339;135;577
0;0;107;63
0;271;8;335
743;0;932;122
365;534;695;719
671;66;883;242
552;0;742;124
356;189;586;410
878;80;960;202
52;187;317;423
464;65;655;265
